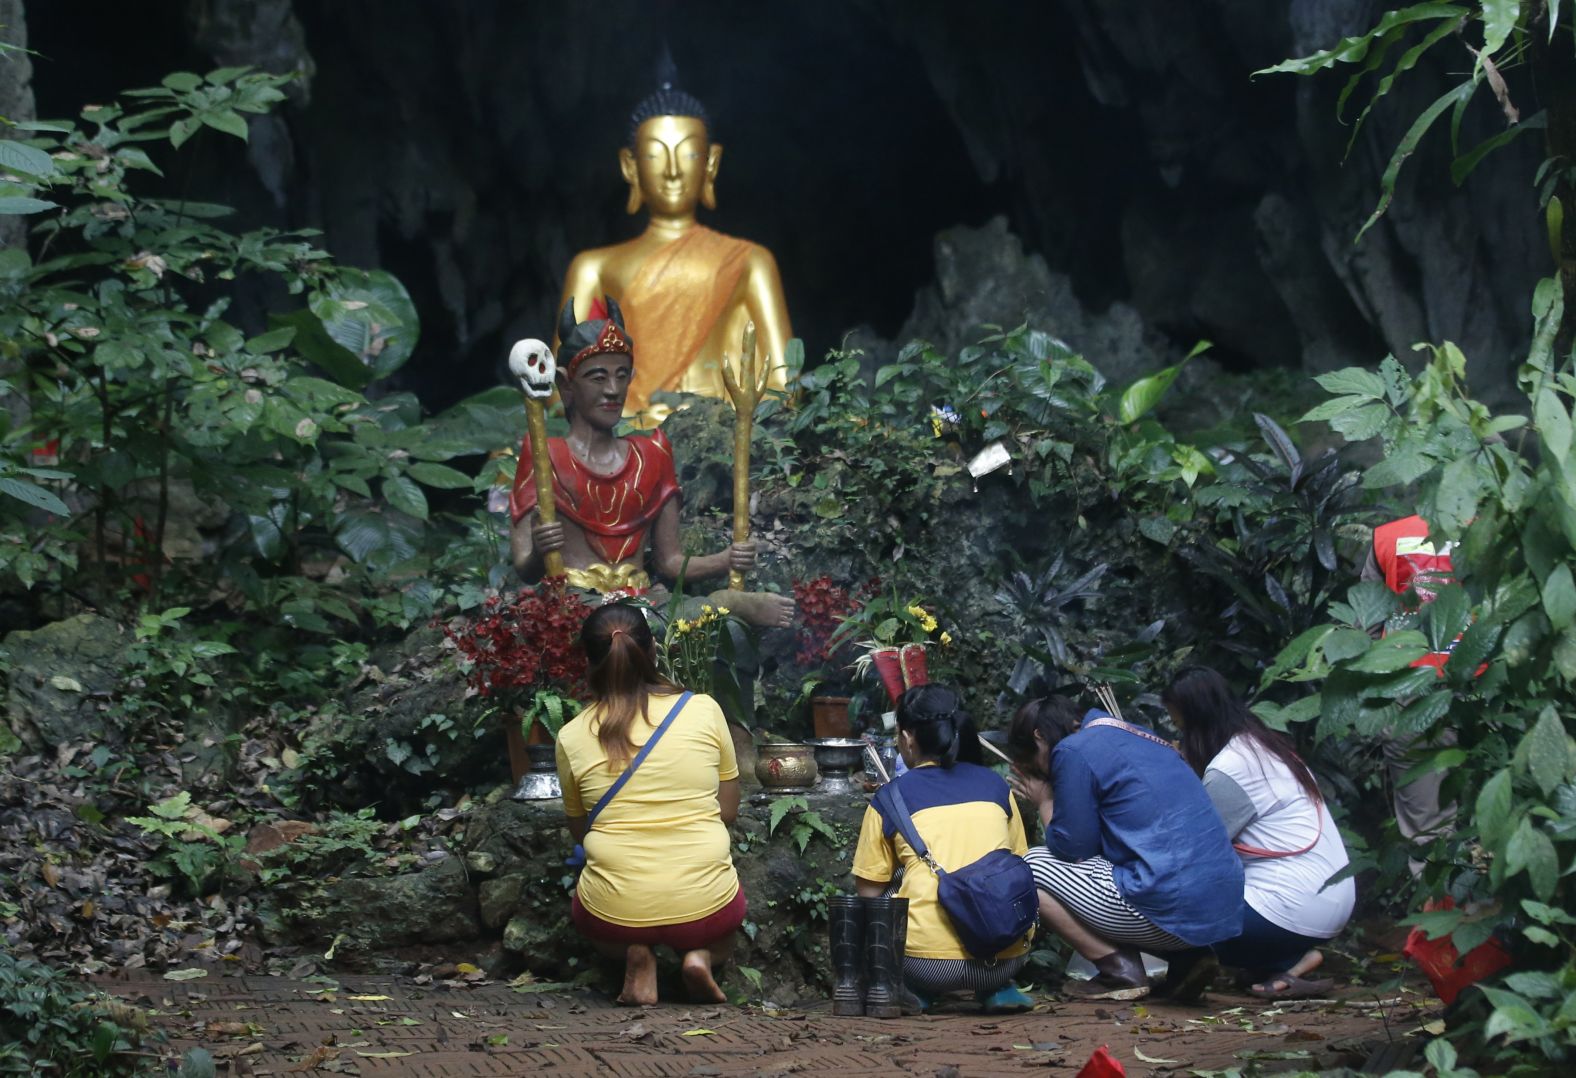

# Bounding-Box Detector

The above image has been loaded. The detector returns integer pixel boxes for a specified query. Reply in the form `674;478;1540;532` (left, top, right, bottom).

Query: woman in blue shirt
1008;695;1243;1000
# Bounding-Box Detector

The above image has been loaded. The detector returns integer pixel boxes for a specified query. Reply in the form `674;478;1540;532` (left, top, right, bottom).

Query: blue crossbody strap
586;690;693;829
879;780;946;876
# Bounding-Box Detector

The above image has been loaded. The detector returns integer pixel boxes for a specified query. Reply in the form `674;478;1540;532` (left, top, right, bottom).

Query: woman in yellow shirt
555;603;744;1005
852;684;1035;1012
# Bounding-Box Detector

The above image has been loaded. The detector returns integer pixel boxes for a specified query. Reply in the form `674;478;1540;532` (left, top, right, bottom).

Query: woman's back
556;690;740;926
854;762;1030;960
1207;734;1354;937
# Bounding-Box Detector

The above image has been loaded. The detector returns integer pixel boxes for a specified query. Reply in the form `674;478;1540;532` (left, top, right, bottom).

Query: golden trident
720;321;770;591
508;338;565;579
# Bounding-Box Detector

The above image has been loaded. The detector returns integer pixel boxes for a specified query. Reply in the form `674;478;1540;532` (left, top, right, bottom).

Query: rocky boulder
1;615;126;752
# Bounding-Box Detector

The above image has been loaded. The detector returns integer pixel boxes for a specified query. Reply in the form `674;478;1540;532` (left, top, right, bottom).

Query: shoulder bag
878;778;1038;960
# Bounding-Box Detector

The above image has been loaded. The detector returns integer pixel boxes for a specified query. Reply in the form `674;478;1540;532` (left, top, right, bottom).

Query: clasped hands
1007;765;1054;825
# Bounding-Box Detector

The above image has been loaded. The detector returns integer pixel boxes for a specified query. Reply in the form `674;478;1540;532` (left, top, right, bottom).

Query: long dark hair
1007;695;1082;776
1162;665;1321;803
895;684;981;769
580;603;679;769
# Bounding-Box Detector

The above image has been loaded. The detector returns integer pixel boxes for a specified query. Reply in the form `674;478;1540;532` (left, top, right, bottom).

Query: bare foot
708;589;796;629
681;949;726;1003
618;944;658;1006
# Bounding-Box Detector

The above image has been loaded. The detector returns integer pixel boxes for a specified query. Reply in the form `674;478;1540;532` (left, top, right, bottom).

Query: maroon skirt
571;886;747;952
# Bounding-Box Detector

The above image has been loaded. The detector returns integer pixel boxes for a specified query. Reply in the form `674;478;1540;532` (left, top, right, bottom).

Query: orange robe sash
622;225;752;415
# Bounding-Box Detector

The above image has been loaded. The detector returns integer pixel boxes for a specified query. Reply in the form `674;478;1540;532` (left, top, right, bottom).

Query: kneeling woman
555;603;745;1005
853;685;1035;1011
1163;666;1354;999
1009;696;1244;1000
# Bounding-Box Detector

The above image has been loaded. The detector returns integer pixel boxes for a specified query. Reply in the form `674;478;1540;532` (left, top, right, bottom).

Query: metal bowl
807;737;865;774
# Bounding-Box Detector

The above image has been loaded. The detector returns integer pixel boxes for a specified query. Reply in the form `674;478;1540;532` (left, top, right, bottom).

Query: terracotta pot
811;695;853;739
754;742;819;791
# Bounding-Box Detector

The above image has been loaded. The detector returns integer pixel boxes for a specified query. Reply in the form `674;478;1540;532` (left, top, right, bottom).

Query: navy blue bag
879;779;1038;960
565;691;693;871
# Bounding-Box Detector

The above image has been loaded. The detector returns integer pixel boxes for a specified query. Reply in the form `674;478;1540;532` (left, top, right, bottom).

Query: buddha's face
620;114;720;216
560;353;633;431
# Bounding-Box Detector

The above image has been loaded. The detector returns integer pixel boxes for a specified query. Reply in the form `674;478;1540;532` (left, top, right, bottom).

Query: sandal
1249;973;1334;1000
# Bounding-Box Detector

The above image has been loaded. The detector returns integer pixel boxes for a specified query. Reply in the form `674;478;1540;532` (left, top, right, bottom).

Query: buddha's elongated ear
702;143;722;211
619;146;643;215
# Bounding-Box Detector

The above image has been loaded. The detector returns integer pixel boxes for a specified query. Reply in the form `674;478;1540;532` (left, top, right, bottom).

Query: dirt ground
98;969;1442;1076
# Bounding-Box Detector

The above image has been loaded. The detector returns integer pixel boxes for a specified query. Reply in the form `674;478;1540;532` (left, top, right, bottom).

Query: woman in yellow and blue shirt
853;684;1035;1011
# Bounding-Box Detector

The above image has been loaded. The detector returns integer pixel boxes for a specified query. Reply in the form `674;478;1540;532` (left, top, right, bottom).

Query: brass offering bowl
754;741;818;793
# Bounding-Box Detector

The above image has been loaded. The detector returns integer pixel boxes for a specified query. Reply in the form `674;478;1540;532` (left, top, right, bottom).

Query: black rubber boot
1154;947;1219;1005
828;895;865;1016
889;896;925;1016
861;897;900;1018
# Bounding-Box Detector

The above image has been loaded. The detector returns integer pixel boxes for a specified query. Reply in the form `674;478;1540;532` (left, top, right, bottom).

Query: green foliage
126;790;243;896
766;795;843;854
1263;285;1576;1064
0;950;151;1075
253;808;398;886
1255;2;1553;241
0;66;513;630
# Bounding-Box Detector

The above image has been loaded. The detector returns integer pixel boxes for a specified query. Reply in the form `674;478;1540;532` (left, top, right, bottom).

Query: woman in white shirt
1162;666;1355;999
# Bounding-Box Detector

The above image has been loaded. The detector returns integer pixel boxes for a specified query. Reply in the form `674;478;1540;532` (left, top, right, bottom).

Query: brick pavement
98;971;1440;1076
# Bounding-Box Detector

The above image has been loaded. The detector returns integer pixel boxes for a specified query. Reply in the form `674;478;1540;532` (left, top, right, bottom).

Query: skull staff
508;338;565;578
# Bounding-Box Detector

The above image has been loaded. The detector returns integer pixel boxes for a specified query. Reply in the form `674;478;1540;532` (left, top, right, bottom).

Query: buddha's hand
726;541;758;573
531;520;566;554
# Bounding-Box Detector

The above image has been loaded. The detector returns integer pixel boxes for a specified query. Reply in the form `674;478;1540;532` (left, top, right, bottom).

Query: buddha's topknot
627;51;711;147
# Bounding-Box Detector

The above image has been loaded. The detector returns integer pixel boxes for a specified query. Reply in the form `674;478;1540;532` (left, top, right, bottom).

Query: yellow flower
675;619;692;634
940;631;954;647
717;606;730;616
701;605;714;615
907;605;938;633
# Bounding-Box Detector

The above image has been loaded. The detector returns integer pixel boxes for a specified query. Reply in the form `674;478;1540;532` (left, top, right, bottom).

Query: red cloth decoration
1403;897;1512;1006
1075;1045;1126;1078
509;429;681;565
871;648;905;706
899;643;928;691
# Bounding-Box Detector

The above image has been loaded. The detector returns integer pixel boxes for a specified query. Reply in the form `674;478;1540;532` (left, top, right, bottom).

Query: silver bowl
511;742;562;801
808;737;866;793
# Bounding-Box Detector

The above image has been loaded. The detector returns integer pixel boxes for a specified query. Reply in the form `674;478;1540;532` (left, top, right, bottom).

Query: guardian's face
631;115;711;215
561;354;633;430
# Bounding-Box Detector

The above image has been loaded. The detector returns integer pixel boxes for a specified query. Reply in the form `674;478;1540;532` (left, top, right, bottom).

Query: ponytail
580;603;679;768
895;684;981;768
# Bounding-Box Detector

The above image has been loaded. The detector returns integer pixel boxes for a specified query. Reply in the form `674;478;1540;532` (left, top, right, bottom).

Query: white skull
508;338;556;400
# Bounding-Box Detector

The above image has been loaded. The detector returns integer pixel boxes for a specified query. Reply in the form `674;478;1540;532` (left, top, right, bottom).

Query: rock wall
257;789;869;1002
20;0;1545;410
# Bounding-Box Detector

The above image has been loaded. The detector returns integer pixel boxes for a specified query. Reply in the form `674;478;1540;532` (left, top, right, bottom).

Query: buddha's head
621;80;720;217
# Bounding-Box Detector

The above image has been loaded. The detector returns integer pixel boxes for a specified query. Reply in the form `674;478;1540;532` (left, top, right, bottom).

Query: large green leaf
0;140;57;177
1534;386;1572;465
0;196;59;215
1357;80;1476;243
1253;5;1468;77
1479;0;1521;57
0;476;70;516
1519;707;1575;796
407;462;473;490
1541;563;1576;630
382;476;428;521
1506;817;1559;900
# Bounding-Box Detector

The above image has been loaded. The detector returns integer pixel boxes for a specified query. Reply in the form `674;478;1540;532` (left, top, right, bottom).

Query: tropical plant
0;950;151;1076
0;66;516;630
1262;297;1576;1065
992;551;1108;692
1173;414;1369;677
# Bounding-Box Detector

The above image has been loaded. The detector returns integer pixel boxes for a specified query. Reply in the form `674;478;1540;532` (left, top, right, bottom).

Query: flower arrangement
440;578;590;739
828;588;956;705
660;603;736;695
791;575;871;667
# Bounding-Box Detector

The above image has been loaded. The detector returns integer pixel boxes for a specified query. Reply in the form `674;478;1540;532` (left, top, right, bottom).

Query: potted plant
441;578;590;797
828;587;955;722
791;575;871;738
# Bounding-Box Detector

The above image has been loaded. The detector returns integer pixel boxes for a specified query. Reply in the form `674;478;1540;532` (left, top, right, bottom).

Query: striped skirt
1023;848;1187;951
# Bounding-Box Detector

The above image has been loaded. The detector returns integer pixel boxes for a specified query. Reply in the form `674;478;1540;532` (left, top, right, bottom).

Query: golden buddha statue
555;78;791;422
